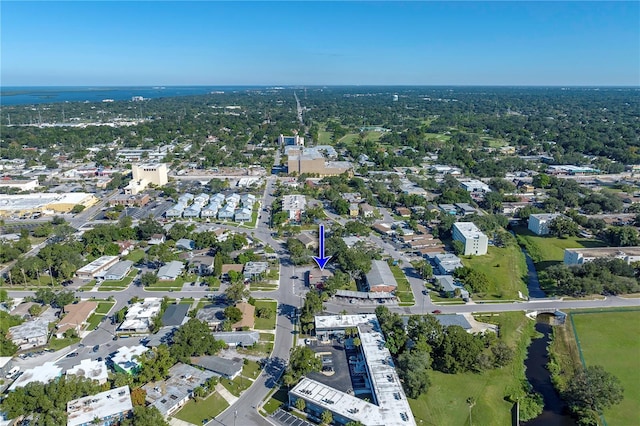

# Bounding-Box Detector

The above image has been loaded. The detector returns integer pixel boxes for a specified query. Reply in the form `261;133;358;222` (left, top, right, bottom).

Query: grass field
514;226;605;271
86;313;105;331
48;336;80;350
95;301;115;314
242;360;262;379
410;312;535;426
571;310;640;425
79;280;96;291
221;375;252;397
124;249;145;263
390;264;415;304
254;300;277;330
318;130;333;145
174;391;229;424
461;244;528;299
262;387;289;415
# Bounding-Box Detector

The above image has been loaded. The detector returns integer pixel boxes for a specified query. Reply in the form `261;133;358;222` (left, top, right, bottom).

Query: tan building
125;163;168;195
231;302;255;330
56;301;98;338
0;178;39;191
0;193;98;218
287;148;352;177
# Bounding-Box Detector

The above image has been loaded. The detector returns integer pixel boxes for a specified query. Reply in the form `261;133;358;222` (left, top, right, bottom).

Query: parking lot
270;408;315;426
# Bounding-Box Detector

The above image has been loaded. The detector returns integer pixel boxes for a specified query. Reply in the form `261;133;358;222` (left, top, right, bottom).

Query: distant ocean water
0;86;267;106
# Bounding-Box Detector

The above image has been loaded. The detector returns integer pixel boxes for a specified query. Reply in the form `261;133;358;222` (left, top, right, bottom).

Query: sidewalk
215;382;239;405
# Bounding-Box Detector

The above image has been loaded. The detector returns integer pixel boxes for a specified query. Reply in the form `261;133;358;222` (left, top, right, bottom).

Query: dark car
291;275;299;279
97;357;103;362
66;352;78;358
92;345;100;352
432;310;442;314
61;280;73;286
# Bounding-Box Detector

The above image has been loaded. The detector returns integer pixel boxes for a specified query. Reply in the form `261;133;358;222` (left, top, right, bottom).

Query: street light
233;409;238;426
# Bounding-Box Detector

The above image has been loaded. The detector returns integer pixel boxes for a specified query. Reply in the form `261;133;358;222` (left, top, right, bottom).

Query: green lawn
124;249;145;263
514;226;606;271
410;312;535;426
95;301;115;314
48;336;80;351
98;270;137;290
221;375;252;397
174;391;229;424
262;387;289;415
237;341;273;357
250;283;278;291
254;300;278;330
571;310;640;426
86;313;105;331
79;280;96;291
242;360;262;379
461;244;528;300
259;332;275;342
390;264;415;304
318;130;333;145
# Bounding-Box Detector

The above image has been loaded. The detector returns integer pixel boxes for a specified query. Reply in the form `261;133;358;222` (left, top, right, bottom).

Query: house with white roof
8;362;62;391
66;358;109;384
111;345;148;375
67;386;132;426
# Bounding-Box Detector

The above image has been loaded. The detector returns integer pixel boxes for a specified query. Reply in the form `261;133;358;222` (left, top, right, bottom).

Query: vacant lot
461;244;528;300
572;310;640;426
410;312;534;425
514;226;605;271
390;264;415;304
254;299;277;330
174;391;228;425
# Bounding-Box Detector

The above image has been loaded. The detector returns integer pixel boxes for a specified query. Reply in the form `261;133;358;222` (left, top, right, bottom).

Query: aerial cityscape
0;2;638;426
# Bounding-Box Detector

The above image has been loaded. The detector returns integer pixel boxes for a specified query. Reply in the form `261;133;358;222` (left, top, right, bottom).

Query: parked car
92;345;100;352
66;352;78;358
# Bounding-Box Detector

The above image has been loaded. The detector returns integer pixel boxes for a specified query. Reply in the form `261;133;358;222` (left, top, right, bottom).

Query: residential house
217;205;235;221
189;255;215;275
195;306;225;330
161;304;189;327
119;298;162;333
190;356;243;380
9;362;62;391
211;331;260;348
234;207;252;222
282;195;307;222
142;363;215;417
66;359;109;385
396;207;411;218
148;234;166;245
157;261;184;281
231;302;255;330
67;386;132;426
348;203;359;217
221;264;244;281
360;203;375;218
8;319;49;350
431;253;463;275
296;232;317;250
175;239;195;251
102;260;133;281
243;261;268;281
435;275;469;299
111;345;148;375
55;301;97;338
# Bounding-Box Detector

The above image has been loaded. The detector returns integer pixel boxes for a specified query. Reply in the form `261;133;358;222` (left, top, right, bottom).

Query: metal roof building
211;331;260;347
365;260;397;292
157;261;184;281
190;355;243;379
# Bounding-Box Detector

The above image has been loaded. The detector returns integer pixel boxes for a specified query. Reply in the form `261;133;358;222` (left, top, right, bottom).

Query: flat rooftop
565;246;640;257
67;386;132;426
453;222;485;239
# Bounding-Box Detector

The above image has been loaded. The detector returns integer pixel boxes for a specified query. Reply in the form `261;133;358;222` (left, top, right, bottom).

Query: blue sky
2;1;639;86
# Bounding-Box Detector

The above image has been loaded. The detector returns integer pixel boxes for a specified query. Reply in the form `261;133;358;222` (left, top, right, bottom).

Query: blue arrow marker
312;224;331;270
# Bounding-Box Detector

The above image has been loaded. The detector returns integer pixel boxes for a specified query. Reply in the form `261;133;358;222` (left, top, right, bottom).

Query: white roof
119;298;162;332
112;345;148;373
67;386;132;426
297;314;416;426
66;358;109;384
8;362;62;391
76;256;118;274
453;222;486;239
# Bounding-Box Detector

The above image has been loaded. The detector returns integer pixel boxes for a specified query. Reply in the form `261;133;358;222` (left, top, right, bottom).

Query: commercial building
56;301;98;338
111;345;148;375
142;363;215;417
9;362;62;391
8;319;49;350
157;260;184;281
564;247;640;266
67;386;132;426
0;178;39;191
110;193;150;207
76;256;120;279
290;314;416;426
282;195;307;222
119;298;162;333
0;193;98;217
287;147;353;177
364;260;398;293
124;163;168;195
452;222;488;255
279;134;304;146
459;179;491;195
66;358;109;385
528;213;563;236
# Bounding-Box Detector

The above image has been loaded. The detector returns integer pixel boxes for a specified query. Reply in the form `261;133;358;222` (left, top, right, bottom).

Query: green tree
397;349;431;398
225;281;249;303
169;318;226;362
295;398;306;411
451;240;465;256
140;272;159;287
121;406;169;426
71;204;86;214
321;410;333;425
564;365;624;423
283;346;322;387
224;306;243;323
549;216;579;238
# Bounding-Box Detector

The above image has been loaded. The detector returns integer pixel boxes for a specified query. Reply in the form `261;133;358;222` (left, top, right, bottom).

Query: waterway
523;321;575;426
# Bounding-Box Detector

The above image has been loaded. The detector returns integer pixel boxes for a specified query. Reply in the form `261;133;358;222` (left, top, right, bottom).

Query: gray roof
143;326;176;347
365;260;397;288
157;261;184;280
212;331;260;347
195;306;225;324
434;314;472;330
190;356;242;378
8;318;49;340
335;289;395;300
175;239;195;250
161;304;189;327
104;260;133;278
